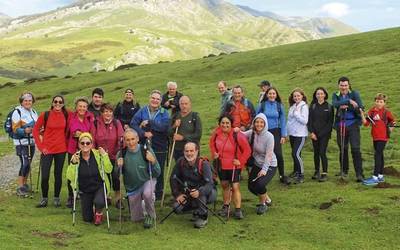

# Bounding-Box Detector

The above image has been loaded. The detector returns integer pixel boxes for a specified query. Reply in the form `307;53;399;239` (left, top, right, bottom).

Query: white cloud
319;2;350;18
385;7;395;12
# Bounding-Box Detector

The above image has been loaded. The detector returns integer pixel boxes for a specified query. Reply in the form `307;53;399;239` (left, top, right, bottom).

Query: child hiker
361;93;396;185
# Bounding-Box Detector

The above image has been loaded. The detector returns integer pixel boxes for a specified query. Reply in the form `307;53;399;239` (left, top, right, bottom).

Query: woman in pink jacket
90;103;124;209
209;114;251;219
65;97;94;208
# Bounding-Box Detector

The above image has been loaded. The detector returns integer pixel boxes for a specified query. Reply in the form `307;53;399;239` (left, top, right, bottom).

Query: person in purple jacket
91;103;124;209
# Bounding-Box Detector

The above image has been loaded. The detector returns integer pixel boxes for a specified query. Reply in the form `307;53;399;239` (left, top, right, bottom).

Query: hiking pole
161;126;179;208
100;154;111;231
340;109;347;180
72;151;80;226
118;137;123;234
36;155;41;193
144;139;156;229
27;135;34;197
227;134;239;220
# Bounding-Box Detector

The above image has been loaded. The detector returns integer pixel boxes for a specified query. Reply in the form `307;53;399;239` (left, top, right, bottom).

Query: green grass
0;27;399;249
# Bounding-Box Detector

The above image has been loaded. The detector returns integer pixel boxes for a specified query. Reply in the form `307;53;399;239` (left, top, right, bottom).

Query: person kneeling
117;129;160;229
67;132;112;226
170;142;215;228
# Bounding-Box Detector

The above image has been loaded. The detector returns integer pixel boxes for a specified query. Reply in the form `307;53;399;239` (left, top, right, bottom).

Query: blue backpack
4;108;22;139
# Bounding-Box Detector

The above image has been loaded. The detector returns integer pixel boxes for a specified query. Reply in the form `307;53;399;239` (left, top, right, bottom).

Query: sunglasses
53;100;64;104
80;141;92;146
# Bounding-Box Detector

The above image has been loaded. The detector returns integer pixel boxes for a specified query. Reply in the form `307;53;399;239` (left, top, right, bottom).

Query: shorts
218;168;241;183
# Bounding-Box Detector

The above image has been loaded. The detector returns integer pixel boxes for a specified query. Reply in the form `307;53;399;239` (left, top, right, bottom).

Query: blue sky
0;0;399;31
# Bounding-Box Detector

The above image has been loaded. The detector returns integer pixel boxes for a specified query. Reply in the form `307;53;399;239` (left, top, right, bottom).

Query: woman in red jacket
90;103;124;208
33;95;70;208
209;114;251;219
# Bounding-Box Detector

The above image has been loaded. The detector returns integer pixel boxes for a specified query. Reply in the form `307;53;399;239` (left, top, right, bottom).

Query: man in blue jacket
131;90;170;199
332;76;364;182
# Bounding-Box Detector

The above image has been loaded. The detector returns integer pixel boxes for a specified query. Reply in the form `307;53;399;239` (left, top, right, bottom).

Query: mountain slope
237;5;358;38
0;13;10;27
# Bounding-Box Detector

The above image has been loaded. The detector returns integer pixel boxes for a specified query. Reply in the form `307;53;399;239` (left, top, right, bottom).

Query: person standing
287;88;309;184
88;88;104;118
308;87;334;182
223;85;255;131
161;81;183;115
169;96;202;161
257;80;271;104
332;76;364;182
217;80;232;115
361;93;396;185
257;87;289;184
114;88;140;129
131;90;170;200
11;92;38;197
33;95;69;207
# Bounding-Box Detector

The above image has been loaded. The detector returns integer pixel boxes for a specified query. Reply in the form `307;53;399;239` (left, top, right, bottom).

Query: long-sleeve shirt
209;127;251;170
169;111;202;151
91;118;124;160
307;101;334;138
114;100;140;127
32;109;69;154
66;111;94;154
364;107;396;141
332;90;363;128
287;101;309;137
170;157;213;198
11;105;38;146
256;100;287;137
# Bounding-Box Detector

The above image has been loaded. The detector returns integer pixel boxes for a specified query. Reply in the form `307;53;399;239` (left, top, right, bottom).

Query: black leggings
248;166;277;196
289;136;306;174
269;128;285;177
312;135;330;173
40;152;66;198
373;141;386;176
16;145;35;177
80;187;105;222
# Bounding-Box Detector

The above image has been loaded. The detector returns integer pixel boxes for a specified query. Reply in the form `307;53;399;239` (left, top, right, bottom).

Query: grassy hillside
0;27;399;249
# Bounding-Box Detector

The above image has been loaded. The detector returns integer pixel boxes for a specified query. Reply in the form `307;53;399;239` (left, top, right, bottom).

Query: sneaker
319;173;328;182
311;171;320;180
265;198;272;207
280;176;291;185
363;176;379;186
23;183;31;192
217;205;229;217
336;171;348;177
234;208;244;220
256;203;268;215
356;174;364;182
143;215;155;229
115;199;125;210
288;172;298;178
378;176;385;183
66;196;73;208
194;217;208;228
94;212;103;226
54;197;61;208
16;187;28;197
190;212;200;222
36;198;48;208
293;174;304;184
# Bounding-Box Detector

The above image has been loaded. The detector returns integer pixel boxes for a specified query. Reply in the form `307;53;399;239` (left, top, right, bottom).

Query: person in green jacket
66;132;112;226
117;128;161;229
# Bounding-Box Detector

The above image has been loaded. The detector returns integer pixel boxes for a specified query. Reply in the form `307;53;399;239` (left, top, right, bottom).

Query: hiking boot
194;217;208;228
378;176;385;183
190;212;200;222
143;215;155;229
335;171;348;177
256;203;268;215
293;174;304;184
36;198;48;208
115;199;125;210
363;176;379;186
265;198;272;207
319;173;328;182
94;212;103;226
66;196;73;208
106;197;112;206
356;174;364;182
16;187;28;197
23;183;31;192
217;205;229;217
54;197;61;208
234;208;244;220
311;171;320;180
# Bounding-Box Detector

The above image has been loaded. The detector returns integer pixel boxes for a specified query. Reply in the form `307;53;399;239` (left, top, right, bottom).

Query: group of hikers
6;77;396;229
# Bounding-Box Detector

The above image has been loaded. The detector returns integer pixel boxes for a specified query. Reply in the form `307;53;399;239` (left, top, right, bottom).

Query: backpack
4;108;22;139
43;110;69;134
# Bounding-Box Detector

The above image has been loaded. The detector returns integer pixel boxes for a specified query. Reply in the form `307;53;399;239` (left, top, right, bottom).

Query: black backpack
4;108;22;139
